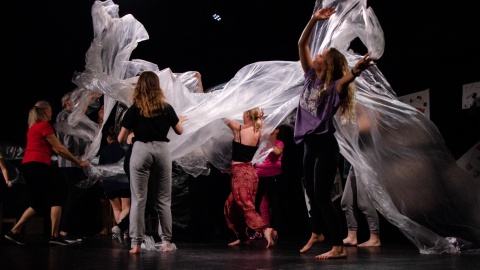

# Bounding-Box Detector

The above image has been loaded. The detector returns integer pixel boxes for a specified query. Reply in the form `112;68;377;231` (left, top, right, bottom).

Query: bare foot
228;239;240;246
357;238;381;247
300;233;325;253
130;244;141;254
315;246;347;259
263;228;274;248
96;228;108;236
159;241;177;252
228;239;250;246
343;236;357;246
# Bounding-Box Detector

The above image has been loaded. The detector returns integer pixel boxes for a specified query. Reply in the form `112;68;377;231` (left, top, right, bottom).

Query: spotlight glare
212;13;222;21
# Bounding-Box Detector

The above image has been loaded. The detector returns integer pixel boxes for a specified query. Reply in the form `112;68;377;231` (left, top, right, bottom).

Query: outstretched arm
45;134;89;168
336;53;376;95
298;6;336;72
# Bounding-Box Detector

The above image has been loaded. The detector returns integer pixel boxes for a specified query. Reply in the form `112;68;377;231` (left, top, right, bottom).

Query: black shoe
49;236;70;246
60;234;82;244
4;231;26;245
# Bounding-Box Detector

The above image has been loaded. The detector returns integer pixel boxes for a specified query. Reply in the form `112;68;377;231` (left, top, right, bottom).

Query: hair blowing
133;71;167;117
324;48;355;124
28;100;51;128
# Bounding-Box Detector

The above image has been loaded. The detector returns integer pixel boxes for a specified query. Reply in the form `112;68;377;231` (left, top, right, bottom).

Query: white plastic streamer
55;0;480;253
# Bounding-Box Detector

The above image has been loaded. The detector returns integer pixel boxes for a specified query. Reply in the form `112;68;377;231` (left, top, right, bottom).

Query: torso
231;125;260;164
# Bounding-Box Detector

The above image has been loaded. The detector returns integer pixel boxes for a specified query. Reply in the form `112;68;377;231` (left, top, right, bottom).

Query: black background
2;0;479;159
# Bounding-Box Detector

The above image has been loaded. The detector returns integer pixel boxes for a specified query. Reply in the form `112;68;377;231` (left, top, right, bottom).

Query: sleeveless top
231;125;259;162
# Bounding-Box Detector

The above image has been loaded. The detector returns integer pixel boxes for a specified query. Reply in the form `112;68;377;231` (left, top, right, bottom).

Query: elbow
175;128;184;135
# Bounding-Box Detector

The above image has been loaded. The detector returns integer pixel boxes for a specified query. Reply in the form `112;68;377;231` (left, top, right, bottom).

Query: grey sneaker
111;226;124;245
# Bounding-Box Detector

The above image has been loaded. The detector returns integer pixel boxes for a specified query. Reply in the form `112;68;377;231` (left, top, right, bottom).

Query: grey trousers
341;167;380;234
129;141;172;245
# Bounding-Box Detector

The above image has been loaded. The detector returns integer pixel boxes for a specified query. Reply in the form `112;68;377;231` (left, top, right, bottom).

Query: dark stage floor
1;233;479;270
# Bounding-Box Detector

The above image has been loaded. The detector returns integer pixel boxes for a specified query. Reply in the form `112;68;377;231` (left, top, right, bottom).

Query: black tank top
231;125;259;162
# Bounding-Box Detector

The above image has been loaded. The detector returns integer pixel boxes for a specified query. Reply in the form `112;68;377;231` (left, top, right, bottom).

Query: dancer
251;124;293;240
98;126;129;245
118;71;186;254
341;166;381;247
294;5;375;259
223;107;274;248
4;100;89;245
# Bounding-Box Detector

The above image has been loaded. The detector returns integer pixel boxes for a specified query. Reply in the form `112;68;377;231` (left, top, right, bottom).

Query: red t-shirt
22;121;54;165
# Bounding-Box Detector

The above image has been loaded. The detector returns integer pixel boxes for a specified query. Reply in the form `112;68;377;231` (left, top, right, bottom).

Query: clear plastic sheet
54;0;480;253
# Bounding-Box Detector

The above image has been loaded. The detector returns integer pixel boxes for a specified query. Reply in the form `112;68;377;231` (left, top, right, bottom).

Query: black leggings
303;133;343;246
21;162;63;213
255;175;282;231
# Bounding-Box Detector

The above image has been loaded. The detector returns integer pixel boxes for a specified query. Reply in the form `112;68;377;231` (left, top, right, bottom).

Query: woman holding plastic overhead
223;107;275;248
118;71;186;254
294;5;376;259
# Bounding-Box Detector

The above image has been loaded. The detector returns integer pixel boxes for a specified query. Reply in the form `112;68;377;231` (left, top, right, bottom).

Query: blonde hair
61;91;72;108
133;71;167;117
245;107;263;132
28;100;51;128
324;48;355;124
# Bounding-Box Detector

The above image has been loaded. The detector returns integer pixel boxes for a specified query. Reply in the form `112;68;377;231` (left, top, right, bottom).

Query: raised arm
336;52;376;95
298;6;336;72
222;118;240;133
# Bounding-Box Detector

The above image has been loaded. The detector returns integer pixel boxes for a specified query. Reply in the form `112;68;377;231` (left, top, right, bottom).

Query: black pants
255;175;282;231
303;133;343;246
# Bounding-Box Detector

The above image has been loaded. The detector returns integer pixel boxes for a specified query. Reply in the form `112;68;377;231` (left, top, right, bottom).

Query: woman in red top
4;100;89;245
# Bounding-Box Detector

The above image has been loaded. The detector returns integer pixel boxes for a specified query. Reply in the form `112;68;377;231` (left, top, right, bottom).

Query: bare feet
263;228;274;248
300;233;325;253
96;228;108;236
130;244;141;254
343;230;357;246
228;239;241;246
159;241;177;252
315;246;347;259
357;238;381;247
228;239;251;246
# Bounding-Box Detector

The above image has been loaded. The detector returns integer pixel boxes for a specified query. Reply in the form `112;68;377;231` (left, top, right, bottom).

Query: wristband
351;68;360;77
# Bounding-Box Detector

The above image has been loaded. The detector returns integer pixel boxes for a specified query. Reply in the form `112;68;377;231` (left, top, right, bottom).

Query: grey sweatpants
341;166;380;234
129;141;172;245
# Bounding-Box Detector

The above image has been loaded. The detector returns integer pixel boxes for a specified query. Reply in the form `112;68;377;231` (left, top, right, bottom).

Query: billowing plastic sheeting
54;0;480;253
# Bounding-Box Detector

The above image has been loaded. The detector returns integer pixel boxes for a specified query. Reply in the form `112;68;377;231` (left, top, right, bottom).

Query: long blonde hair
245;107;263;132
324;48;355;124
28;100;51;128
133;71;167;117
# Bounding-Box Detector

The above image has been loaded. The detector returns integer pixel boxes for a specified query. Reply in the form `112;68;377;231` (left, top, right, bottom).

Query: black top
98;141;126;165
120;103;179;143
231;125;259;162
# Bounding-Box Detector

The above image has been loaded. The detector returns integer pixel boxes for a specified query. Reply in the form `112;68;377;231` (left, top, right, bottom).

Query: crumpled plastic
137;235;177;252
54;0;480;254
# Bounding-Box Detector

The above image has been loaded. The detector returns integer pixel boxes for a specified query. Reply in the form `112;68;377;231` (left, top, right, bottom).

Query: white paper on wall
456;140;480;179
462;81;480;109
398;89;430;119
